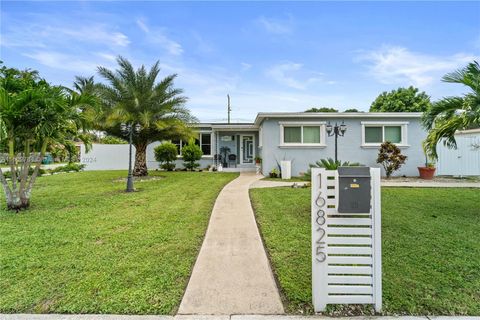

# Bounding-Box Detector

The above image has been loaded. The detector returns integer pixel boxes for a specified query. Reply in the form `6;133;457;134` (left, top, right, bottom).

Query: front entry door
241;135;255;164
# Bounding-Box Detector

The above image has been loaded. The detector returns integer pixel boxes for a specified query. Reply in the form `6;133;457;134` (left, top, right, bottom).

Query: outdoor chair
228;154;237;168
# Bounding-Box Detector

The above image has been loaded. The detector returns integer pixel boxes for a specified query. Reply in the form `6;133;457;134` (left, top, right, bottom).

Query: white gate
311;168;382;312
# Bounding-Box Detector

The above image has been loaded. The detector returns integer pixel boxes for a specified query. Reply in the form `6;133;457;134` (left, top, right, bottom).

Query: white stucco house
82;112;429;177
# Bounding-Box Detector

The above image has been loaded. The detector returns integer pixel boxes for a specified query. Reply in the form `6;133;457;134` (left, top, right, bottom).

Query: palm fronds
422;61;480;159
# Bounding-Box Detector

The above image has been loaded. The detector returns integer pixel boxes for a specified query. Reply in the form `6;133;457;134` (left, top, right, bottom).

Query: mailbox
338;167;371;213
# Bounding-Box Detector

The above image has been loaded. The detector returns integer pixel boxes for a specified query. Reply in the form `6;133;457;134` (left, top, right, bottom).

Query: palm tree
0;67;90;211
423;61;480;158
0;65;92;210
96;56;195;176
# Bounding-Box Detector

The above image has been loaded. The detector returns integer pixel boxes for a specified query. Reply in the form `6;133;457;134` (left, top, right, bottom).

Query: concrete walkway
178;173;284;315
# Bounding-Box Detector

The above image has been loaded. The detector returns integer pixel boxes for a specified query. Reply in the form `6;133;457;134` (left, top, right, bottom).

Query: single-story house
148;112;427;177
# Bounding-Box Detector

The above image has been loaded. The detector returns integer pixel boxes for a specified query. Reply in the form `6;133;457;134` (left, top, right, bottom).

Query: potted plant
269;168;279;178
254;156;262;165
418;146;436;180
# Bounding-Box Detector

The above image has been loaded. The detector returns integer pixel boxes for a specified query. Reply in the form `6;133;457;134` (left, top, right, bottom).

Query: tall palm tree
423;61;480;159
97;56;195;176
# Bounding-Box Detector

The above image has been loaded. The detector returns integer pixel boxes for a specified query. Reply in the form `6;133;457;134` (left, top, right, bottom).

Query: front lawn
250;187;480;315
0;171;238;314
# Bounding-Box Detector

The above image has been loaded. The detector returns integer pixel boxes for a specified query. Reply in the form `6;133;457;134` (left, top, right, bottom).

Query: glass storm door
241;135;254;164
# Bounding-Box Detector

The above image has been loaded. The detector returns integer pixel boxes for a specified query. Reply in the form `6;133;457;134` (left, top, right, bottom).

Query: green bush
3;167;47;180
100;135;128;144
154;142;178;171
51;163;86;173
182;140;203;171
303;158;362;181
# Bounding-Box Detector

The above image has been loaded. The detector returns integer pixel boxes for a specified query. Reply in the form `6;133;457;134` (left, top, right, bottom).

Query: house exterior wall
148;141;215;170
258;116;427;177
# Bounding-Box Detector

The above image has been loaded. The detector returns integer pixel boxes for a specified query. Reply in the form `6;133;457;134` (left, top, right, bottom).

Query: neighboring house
155;112;427;177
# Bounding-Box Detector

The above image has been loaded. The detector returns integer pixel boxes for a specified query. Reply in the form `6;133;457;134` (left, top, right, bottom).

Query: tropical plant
51;163;86;173
182;139;202;171
0;64;93;210
376;142;407;178
100;135;128;144
49;144;68;162
269;168;279;178
96;56;196;176
423;61;480;159
154;142;178;171
305;107;338;112
370;86;431;112
303;158;362;180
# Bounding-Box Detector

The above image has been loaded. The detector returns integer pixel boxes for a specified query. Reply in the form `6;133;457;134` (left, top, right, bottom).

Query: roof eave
253;112;424;126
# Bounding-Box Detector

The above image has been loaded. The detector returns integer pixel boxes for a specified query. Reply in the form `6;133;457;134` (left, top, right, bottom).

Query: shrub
303;158;362;181
100;135;128;144
51;163;86;173
4;167;47;180
376;141;407;178
154;142;178;171
182;140;203;171
269;168;279;178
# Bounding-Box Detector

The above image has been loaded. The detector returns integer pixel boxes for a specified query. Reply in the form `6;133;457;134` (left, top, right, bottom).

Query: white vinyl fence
80;142;161;171
437;131;480;176
311;167;382;312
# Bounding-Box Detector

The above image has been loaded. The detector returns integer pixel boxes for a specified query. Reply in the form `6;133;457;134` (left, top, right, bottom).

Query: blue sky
1;1;479;122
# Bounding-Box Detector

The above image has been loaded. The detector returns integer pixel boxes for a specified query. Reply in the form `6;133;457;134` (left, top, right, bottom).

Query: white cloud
136;19;183;56
359;46;478;87
23;51;116;74
265;62;327;90
257;16;293;35
1;21;129;49
241;62;252;71
136;18;149;33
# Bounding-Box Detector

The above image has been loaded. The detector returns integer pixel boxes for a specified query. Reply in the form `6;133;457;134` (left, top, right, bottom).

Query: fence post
371;167;382;312
311;168;328;311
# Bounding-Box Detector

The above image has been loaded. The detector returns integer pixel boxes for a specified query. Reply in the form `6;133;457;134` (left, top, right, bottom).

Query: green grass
250;187;480;316
0;171;238;314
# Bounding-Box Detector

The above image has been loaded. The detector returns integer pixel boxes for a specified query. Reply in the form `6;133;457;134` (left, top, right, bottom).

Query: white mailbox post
311;167;382;313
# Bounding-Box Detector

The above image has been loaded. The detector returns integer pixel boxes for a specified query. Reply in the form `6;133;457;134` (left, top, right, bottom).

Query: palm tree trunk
133;142;148;176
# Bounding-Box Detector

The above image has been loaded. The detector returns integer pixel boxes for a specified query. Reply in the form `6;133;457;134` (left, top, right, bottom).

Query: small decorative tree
182;139;203;171
376;142;407;178
154;142;178;171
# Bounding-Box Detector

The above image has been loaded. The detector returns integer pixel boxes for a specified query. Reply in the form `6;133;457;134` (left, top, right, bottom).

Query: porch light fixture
120;122;142;192
326;121;347;162
326;123;333;135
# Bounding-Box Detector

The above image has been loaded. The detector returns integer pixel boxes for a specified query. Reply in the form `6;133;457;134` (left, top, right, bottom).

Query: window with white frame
197;132;212;156
171;132;212;156
171;139;184;155
280;122;325;146
361;122;408;146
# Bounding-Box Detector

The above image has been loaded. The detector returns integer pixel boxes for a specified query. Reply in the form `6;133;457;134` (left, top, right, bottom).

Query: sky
1;1;479;122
